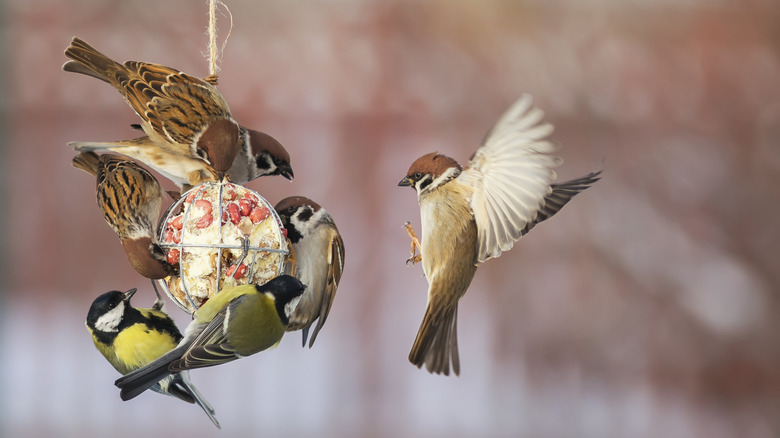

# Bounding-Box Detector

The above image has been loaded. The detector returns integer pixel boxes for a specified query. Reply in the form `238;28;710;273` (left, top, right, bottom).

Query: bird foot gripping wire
284;239;297;277
403;222;422;266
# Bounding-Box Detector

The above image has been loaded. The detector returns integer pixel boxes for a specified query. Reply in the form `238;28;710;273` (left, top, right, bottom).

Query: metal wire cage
155;181;289;314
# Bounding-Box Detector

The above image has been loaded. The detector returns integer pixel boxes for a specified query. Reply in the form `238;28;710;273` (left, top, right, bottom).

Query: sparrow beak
398;176;413;187
278;164;294;181
122;288;138;302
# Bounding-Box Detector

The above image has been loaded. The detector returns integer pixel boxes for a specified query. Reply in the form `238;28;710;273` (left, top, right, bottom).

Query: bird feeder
156;181;289;313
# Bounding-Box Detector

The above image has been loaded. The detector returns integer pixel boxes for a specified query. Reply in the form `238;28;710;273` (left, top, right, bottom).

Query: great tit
115;275;306;401
86;288;220;428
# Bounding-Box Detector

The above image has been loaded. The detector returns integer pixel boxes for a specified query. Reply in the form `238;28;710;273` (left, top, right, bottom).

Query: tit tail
115;345;186;401
408;302;460;376
71;151;101;177
150;379;194;403
173;372;221;429
62;37;124;84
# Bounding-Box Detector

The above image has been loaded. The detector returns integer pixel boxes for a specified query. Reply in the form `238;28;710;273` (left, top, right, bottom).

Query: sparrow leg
187;170;215;188
150;280;165;310
286;240;297;276
403;222;422;265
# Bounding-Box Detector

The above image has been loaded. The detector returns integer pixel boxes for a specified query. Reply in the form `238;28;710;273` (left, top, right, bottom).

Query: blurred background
1;0;779;437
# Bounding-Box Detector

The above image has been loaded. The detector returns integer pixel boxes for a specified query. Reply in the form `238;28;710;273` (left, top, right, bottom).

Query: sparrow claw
403;221;422;266
204;74;219;85
166;190;182;201
285;240;297;276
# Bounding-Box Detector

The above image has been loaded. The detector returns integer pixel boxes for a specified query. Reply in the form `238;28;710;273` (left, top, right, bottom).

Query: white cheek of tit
95;301;126;333
284;296;303;319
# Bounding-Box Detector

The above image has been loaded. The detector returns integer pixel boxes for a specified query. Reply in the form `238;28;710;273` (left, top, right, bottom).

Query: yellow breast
105;324;179;375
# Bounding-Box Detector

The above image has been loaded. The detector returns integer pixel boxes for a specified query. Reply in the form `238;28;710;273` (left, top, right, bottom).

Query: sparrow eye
195;148;210;162
413;172;423;180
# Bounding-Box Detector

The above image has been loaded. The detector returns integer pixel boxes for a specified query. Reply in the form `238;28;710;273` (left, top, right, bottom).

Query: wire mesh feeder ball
156;181;290;313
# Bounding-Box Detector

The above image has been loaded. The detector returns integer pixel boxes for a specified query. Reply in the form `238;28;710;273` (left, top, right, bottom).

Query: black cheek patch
285;224;303;244
255;153;272;171
417;176;433;191
297;207;314;223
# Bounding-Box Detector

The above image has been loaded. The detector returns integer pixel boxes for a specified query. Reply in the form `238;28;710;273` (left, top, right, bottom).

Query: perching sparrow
63;37;240;188
398;94;601;376
127;123;294;185
226;126;294;183
73;151;176;279
275;196;345;347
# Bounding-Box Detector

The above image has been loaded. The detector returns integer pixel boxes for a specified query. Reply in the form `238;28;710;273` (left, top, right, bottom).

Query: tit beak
278;164;294;181
398;176;413;187
122;288;138;302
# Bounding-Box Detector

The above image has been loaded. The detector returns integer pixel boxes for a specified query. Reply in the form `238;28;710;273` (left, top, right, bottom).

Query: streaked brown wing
323;227;345;319
95;155;161;238
120;62;231;147
154;80;231;146
308;226;345;345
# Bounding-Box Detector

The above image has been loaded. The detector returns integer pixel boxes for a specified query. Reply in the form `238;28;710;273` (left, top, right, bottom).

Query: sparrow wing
460;94;562;263
122;62;232;149
74;152;162;239
306;225;345;347
70;137;215;189
518;170;602;236
96;154;157;189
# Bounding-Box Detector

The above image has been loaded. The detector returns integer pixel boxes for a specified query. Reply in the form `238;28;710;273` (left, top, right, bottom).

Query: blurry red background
1;1;778;437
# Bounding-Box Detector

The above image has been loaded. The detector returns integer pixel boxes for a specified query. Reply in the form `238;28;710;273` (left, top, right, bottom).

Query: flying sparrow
63;37;241;188
72;151;176;279
398;94;601;376
275;196;345;347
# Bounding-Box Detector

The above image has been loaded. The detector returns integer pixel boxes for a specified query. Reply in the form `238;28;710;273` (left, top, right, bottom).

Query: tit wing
167;295;247;371
459;94;562;264
306;225;345;347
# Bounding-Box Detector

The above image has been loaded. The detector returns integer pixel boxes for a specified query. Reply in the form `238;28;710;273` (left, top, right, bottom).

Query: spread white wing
459;94;562;263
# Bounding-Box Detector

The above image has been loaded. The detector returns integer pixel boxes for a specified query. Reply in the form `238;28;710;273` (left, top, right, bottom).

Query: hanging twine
204;0;233;85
